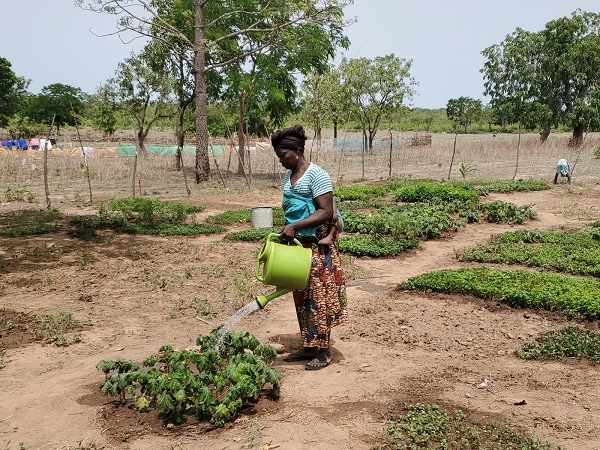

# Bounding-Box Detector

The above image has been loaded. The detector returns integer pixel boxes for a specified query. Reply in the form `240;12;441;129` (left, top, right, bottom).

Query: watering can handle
255;233;304;282
268;232;303;247
271;232;303;247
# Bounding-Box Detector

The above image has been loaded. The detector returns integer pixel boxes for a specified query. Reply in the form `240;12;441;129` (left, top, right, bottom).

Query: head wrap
271;125;307;153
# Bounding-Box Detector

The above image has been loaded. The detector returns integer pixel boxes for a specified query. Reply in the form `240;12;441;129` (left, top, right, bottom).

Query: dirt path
1;184;600;450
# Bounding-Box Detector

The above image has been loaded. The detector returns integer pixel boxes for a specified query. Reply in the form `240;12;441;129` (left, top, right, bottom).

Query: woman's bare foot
318;236;334;246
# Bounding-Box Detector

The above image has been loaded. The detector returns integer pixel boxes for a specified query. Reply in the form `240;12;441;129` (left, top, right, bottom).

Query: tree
77;0;351;183
108;47;174;155
0;57;29;127
481;9;600;145
89;84;119;136
223;19;347;175
481;28;557;141
301;66;348;148
446;97;483;133
339;54;417;150
27;83;86;134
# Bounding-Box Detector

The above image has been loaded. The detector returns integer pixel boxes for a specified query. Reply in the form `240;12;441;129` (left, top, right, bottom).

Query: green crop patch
103;197;204;224
398;267;600;320
339;236;418;257
457;228;600;276
516;324;600;364
381;403;562;450
0;209;62;237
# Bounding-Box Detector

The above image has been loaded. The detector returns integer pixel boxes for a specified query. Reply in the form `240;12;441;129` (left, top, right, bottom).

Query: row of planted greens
398;223;600;364
2;178;546;258
215;178;546;257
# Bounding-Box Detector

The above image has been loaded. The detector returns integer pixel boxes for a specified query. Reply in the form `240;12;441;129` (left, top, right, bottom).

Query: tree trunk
194;0;210;183
572;123;585;147
539;126;550;143
361;125;366;178
368;130;375;152
333;120;338;139
513;122;522;181
314;120;322;161
137;127;149;156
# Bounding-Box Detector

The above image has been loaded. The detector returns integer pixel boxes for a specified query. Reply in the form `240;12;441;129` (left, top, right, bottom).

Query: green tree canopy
481;9;600;144
340;54;417;150
446;96;483;133
0;56;29;127
106;46;175;155
26;83;86;134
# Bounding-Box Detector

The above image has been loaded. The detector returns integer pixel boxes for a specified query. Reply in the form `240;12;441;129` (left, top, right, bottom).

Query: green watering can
255;233;312;308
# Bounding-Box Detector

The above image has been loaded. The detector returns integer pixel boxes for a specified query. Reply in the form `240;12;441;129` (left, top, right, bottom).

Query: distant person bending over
554;159;571;184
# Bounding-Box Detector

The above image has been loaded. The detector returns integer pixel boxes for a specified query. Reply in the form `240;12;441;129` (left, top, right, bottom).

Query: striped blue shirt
282;163;332;199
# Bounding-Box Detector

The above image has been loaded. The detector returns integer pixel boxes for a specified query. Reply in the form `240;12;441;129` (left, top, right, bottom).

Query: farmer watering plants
271;124;348;370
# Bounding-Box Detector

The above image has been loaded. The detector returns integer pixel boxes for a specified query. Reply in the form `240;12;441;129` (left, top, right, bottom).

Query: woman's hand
279;223;297;243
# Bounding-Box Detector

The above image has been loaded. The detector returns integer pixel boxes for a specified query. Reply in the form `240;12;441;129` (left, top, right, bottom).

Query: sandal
283;348;318;362
305;354;332;370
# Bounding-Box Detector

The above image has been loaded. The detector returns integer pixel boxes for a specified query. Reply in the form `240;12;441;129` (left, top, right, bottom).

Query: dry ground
1;134;600;450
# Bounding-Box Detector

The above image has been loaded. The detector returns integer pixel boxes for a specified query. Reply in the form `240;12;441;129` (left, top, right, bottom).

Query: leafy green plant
69;212;127;229
398;267;600;320
393;181;479;204
69;199;222;237
479;200;537;224
118;223;224;236
380;403;562;449
458;161;478;178
5;185;37;203
34;313;81;346
516;324;600;364
207;207;284;226
0;223;57;237
97;328;280;427
464;179;550;193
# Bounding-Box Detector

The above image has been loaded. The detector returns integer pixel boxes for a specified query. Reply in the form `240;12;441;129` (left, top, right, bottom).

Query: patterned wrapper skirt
293;229;348;348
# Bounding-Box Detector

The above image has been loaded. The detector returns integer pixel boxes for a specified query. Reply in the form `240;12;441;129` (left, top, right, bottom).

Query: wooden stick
43;115;55;210
71;103;93;205
196;316;213;326
179;146;192;196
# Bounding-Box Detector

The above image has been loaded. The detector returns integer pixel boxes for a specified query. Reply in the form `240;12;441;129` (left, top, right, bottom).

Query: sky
2;0;599;109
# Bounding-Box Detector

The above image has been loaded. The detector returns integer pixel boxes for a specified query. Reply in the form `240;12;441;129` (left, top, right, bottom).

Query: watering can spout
255;287;293;309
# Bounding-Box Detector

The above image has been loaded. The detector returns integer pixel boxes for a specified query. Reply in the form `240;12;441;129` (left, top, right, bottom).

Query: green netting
117;144;224;157
116;145;137;157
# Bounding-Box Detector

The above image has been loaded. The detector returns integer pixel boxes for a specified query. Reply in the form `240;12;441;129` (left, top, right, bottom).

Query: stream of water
214;300;260;348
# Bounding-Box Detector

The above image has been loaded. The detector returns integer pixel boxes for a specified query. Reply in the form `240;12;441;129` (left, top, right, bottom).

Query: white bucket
251;207;273;228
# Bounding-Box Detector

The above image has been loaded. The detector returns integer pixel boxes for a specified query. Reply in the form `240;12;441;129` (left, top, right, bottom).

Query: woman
271;124;347;370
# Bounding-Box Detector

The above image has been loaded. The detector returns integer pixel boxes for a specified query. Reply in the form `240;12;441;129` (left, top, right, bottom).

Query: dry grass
1;131;598;206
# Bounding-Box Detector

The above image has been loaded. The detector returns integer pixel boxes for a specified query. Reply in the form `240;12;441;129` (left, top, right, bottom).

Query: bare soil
1;180;600;450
